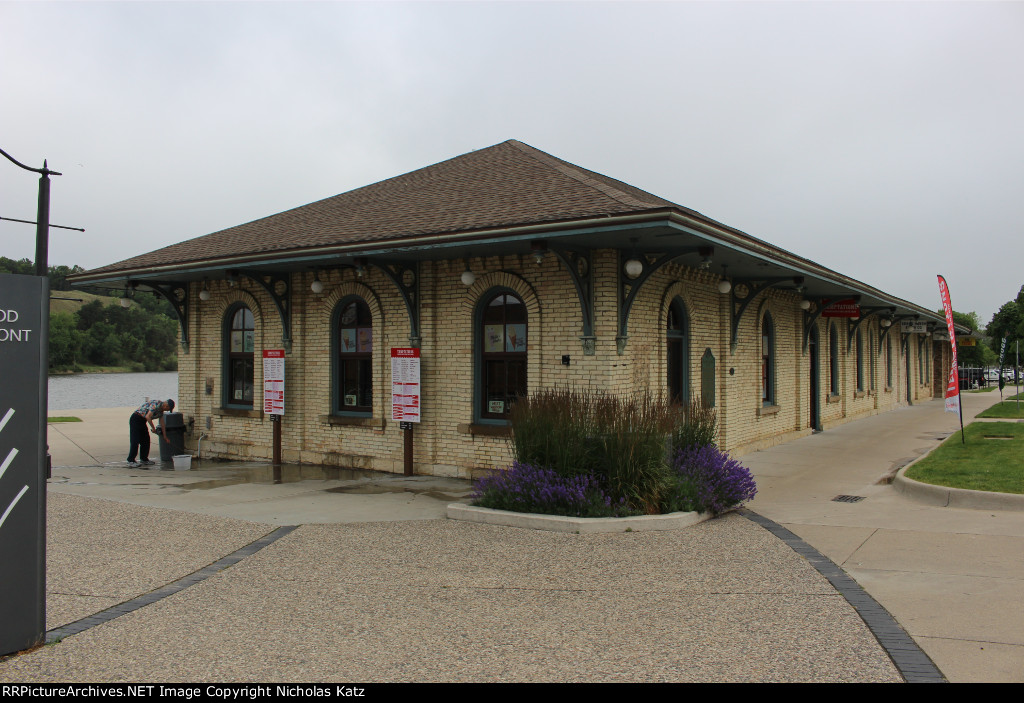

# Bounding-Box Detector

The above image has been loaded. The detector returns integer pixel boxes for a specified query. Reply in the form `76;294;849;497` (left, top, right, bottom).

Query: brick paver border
43;525;299;645
740;509;945;683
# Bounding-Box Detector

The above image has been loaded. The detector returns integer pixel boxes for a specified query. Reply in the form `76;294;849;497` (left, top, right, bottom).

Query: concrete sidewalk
743;389;1024;683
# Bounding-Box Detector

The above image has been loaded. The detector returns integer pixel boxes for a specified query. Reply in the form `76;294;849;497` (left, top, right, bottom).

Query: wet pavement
48;459;476;525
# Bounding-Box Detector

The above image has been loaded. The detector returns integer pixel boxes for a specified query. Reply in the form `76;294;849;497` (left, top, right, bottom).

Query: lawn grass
904;422;1024;494
977;402;1024;419
965;386;997;393
47;417;82;423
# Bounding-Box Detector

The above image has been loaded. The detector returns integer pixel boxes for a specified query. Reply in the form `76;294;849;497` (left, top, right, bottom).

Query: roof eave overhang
69;206;949;326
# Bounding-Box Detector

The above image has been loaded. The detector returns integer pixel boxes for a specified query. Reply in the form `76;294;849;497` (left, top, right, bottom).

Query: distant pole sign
263;349;285;415
391;347;421;423
821;299;861;318
0;275;47;655
937;275;964;443
900;320;929;334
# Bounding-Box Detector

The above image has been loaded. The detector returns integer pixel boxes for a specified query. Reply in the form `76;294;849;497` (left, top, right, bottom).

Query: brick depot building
73;140;956;477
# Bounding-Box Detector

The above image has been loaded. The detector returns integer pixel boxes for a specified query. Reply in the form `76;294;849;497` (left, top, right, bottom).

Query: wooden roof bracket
876;308;899;348
845;304;890;353
801;297;851;353
731;276;797;353
135;281;190;353
548;246;595;355
367;260;421;348
236;270;292;353
617;245;706;355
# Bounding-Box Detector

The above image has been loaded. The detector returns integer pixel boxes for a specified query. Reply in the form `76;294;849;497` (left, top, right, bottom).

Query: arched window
761;313;775;405
225;304;255;407
856;329;864;392
333;297;373;414
886;335;893;388
869;330;876;392
479;290;527;421
829;324;840;396
918;337;927;385
667;298;689;404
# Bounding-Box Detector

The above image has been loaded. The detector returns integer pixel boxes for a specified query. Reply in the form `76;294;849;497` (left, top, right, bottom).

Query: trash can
158;412;186;462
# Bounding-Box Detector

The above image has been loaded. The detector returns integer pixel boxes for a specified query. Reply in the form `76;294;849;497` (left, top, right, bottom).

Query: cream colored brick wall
176;251;950;475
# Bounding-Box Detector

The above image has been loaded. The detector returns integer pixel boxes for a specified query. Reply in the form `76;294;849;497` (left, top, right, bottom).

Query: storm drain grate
832;495;866;503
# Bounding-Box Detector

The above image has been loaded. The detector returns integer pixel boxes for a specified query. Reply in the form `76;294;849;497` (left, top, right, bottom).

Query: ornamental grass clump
670;398;718;454
669;444;757;515
471;462;632;517
508;388;680;513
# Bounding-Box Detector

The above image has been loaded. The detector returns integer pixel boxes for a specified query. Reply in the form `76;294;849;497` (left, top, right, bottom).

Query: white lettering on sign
0;308;32;342
0;328;32;343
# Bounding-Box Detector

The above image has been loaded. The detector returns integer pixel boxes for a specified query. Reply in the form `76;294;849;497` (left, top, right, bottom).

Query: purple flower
471;462;633;517
671;444;757;515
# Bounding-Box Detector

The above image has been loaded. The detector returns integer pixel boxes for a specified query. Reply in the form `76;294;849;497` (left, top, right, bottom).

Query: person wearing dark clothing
127;398;175;466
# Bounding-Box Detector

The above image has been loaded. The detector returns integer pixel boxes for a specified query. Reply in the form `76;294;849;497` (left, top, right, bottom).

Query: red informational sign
263;349;285;415
821;298;861;318
391;347;421;423
937;276;960;415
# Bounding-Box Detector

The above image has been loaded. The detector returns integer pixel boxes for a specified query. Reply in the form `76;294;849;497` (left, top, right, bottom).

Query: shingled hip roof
71;139;950;329
78;139;702;278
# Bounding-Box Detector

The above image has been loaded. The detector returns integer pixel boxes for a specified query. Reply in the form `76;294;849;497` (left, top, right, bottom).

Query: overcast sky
2;1;1021;328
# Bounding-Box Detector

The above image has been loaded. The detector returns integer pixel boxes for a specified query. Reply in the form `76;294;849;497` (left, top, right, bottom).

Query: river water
48;372;178;411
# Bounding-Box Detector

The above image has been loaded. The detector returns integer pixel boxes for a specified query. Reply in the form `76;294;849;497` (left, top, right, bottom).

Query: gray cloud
2;1;1021;325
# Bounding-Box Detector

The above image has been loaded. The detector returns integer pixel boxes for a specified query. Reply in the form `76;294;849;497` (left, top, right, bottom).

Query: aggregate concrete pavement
742;389;1024;683
5;396;1021;681
5;496;900;682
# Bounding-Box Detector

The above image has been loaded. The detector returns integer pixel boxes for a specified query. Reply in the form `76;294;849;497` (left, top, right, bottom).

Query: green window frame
332;297;373;415
856;329;864;392
667;298;690;404
761;313;775;406
829;323;840;396
476;289;527;422
224;303;255;408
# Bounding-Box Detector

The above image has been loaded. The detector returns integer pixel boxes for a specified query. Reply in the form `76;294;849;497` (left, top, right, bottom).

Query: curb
893;469;1024;511
446;503;713;533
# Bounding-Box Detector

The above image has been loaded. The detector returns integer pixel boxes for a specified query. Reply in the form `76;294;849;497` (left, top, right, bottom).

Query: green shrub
509;388;721;513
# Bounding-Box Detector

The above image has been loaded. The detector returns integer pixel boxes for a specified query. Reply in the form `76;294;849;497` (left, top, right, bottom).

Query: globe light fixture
624;258;643;278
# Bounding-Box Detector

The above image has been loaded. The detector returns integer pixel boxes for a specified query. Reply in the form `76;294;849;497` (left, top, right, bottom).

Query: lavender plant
668;444;757;515
471;462;634;518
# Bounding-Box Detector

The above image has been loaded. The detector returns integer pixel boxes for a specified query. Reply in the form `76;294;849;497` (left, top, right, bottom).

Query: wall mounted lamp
461;259;476;286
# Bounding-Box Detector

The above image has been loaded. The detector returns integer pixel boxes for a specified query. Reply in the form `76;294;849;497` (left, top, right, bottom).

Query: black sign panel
0;274;47;654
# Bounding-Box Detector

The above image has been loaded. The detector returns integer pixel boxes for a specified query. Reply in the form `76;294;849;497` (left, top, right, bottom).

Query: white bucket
172;454;192;471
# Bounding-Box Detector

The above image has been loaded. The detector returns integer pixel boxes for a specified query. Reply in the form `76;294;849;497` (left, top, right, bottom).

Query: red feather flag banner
938;275;965;442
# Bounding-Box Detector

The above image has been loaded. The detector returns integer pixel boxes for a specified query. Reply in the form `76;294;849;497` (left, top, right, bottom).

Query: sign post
391;348;421;476
0;275;48;655
263;350;285;466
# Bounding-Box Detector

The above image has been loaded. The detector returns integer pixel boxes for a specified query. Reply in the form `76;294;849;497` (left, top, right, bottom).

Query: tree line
1;257;179;372
985;285;1024;368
